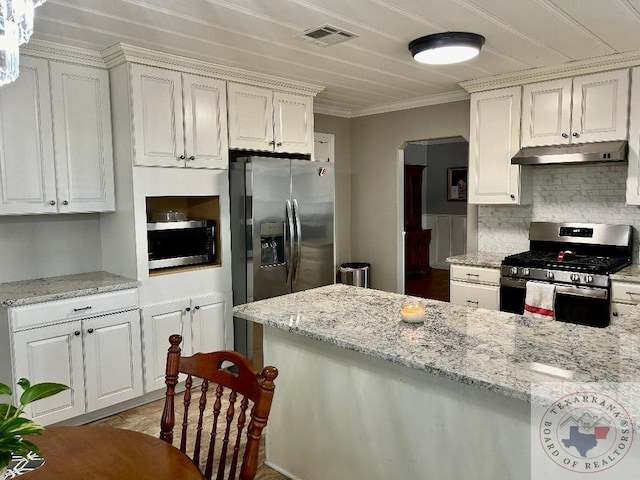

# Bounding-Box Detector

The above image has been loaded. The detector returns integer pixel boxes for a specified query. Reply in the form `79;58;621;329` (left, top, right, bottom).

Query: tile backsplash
478;163;640;263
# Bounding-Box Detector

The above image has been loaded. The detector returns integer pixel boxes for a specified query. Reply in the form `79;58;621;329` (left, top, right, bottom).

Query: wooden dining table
22;425;204;479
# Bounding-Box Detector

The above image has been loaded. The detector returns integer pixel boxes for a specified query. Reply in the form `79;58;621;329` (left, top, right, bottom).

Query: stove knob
585;275;594;284
570;273;580;282
510;267;518;275
522;268;530;276
545;271;554;280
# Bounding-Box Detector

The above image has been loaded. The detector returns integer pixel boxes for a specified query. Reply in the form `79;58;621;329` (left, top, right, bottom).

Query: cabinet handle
276;142;282;147
87;328;94;334
185;307;191;312
625;291;639;295
268;140;275;146
189;155;195;161
62;200;69;205
572;132;580;138
74;330;81;336
73;306;92;312
466;300;479;306
466;273;479;278
510;194;515;200
49;200;56;206
561;133;569;138
178;154;186;160
194;305;200;310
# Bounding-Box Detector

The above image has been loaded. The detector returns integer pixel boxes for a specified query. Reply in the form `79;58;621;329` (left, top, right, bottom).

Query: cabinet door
0;56;57;214
521;78;572;147
468;87;530;205
83;310;143;411
627;67;640;204
227;83;273;151
571;70;629;144
273;92;313;154
182;74;228;169
50;63;115;212
450;280;499;311
131;64;185;167
12;321;85;425
141;299;190;392
190;293;227;354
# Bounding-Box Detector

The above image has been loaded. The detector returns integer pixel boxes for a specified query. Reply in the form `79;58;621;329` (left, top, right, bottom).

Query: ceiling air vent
297;24;359;47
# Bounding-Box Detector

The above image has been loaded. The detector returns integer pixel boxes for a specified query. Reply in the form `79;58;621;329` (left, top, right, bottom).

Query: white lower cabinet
141;292;229;392
449;265;500;311
4;289;142;425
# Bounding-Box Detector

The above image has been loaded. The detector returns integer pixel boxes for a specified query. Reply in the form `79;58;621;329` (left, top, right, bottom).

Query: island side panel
263;326;531;480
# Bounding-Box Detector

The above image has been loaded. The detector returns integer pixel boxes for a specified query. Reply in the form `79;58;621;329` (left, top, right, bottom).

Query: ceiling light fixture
0;0;48;86
408;32;485;65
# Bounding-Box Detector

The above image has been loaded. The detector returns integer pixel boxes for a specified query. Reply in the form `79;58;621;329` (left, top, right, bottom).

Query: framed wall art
447;167;468;201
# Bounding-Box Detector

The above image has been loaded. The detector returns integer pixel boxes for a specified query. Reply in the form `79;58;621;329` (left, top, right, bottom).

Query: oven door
554;285;610;328
499;277;526;314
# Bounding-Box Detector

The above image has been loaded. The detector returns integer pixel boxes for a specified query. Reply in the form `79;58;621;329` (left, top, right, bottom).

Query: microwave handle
285;200;294;286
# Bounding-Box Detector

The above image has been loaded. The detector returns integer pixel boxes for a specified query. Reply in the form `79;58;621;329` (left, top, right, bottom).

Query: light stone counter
233;284;640;403
0;271;139;307
611;264;640;282
446;251;507;268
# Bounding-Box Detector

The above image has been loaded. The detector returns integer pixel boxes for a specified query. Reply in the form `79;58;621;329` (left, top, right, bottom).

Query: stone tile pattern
233;284;640;404
611;264;640;282
0;271;138;307
445;252;507;268
478;164;640;262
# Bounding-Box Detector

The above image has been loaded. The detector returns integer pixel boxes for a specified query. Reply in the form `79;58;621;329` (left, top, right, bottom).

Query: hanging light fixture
0;0;47;86
408;32;485;65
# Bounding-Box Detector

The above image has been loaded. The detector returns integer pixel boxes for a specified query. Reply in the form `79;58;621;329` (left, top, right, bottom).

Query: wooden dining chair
160;334;279;480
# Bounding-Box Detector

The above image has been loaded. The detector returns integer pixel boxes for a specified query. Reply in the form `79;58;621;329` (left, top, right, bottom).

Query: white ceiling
33;0;640;117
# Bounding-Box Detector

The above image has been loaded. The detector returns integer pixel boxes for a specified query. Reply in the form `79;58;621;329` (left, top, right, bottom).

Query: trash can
338;262;370;288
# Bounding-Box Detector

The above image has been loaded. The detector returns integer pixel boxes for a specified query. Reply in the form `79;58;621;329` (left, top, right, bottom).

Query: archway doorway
402;137;468;301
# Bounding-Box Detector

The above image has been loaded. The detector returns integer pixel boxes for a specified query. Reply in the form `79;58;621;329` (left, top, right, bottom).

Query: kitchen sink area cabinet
2;288;142;426
521;69;629;148
227;83;314;155
130;64;229;169
468;86;532;205
141;291;230;392
0;56;115;215
449;264;500;310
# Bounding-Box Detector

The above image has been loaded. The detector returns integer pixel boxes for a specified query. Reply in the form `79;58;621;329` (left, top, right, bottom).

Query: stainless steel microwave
147;219;215;270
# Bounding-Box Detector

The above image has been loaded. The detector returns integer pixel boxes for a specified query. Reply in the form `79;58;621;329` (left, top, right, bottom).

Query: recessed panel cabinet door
50;63;115;212
274;92;313;155
521;78;572;147
190;292;228;354
183;74;228;169
83;310;143;411
227;83;273;151
12;321;85;425
131;64;184;167
0;56;56;214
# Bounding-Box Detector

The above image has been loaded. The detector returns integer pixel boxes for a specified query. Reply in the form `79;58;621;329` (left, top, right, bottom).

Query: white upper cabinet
0;56;114;215
468;86;531;205
227;83;314;155
626;67;640;205
131;64;228;169
522;70;629;147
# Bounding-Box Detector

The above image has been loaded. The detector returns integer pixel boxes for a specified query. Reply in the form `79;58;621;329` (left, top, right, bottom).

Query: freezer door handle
285;199;294;286
292;198;302;284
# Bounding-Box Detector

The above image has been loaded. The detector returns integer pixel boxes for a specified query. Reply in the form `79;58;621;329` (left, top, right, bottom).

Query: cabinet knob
572;132;580;138
49;200;56;206
87;328;94;334
189;155;195;161
62;200;69;206
561;133;569;138
613;311;618;317
74;330;81;336
194;305;200;310
178;155;186;160
510;194;515;200
268;140;275;146
185;307;191;312
276;142;282;147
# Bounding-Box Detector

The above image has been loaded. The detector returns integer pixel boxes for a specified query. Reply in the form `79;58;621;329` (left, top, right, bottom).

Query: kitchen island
233;284;640;480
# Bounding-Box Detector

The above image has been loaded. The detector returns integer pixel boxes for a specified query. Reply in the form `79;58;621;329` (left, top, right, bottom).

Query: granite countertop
233;284;640;403
0;271;139;307
446;252;507;268
611;264;640;282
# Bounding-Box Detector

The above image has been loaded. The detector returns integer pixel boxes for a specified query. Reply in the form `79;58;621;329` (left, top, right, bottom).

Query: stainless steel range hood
511;140;628;165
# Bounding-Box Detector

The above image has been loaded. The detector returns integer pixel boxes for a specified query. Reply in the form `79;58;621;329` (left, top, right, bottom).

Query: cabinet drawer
610;302;638;324
611;282;640;303
450;281;499;311
450;265;500;285
11;289;138;332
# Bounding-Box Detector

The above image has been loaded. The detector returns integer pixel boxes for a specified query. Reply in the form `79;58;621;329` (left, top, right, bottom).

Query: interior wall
314;113;352;276
425;142;468;216
0;214;102;282
350;101;470;292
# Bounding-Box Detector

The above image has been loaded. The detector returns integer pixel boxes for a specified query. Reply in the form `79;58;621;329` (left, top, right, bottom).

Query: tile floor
90;394;289;480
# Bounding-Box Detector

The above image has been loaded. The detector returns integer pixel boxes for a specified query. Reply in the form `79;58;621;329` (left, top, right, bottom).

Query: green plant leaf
0;436;41;459
0;403;18;418
0;450;11;470
0;417;44;437
19;383;70;406
17;378;31;391
0;383;11;397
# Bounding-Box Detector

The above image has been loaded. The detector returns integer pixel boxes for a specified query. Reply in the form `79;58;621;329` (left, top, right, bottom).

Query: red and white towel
523;281;556;320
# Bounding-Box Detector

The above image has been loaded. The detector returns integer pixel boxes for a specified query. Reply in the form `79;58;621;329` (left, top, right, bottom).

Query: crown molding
313;104;353;118
102;43;325;97
350;90;470;118
21;39;106;68
460;49;640;93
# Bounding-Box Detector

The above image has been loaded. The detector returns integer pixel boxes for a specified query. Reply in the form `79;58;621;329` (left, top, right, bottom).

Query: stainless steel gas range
499;222;632;327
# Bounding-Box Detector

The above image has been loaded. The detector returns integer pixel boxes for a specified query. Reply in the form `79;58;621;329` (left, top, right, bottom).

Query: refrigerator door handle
285;199;294;286
292;198;302;284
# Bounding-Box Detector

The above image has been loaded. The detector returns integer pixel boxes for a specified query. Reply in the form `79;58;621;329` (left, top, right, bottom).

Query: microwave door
251;157;292;300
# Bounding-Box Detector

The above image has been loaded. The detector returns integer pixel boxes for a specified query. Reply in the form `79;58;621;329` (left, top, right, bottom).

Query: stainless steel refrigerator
230;156;334;360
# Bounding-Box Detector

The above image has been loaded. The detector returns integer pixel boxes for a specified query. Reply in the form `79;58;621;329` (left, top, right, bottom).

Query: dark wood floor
405;268;450;302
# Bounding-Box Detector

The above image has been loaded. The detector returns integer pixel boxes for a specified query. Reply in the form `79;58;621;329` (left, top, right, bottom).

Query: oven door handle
500;277;527;289
555;285;608;299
